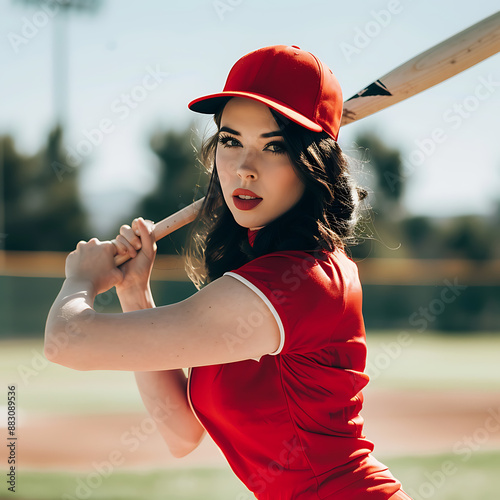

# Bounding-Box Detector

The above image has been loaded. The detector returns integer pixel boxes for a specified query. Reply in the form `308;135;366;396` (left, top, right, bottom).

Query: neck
247;227;260;247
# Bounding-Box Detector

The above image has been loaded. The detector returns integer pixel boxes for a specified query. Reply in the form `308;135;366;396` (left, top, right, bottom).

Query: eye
218;133;241;148
264;141;287;155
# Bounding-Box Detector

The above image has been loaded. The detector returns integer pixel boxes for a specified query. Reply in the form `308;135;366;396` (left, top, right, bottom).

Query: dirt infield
11;388;500;471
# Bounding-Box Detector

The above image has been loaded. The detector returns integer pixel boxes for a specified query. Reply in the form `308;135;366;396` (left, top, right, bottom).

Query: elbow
168;440;199;459
44;316;94;371
169;445;193;459
44;339;91;371
43;340;60;364
166;431;206;459
44;326;65;364
44;323;67;365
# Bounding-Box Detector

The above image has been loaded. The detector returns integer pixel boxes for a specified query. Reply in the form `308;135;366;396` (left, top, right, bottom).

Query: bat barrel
341;11;500;125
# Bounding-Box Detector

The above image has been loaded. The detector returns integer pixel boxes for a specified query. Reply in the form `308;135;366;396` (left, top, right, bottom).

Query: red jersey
187;235;403;499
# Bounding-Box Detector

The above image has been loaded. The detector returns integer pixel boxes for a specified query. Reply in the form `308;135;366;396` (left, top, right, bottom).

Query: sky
1;0;499;234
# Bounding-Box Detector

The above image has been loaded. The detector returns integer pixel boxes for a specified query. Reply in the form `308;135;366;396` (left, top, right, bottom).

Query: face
216;97;306;231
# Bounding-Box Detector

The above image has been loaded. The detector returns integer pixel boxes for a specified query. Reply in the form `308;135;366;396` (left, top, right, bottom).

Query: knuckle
120;237;134;249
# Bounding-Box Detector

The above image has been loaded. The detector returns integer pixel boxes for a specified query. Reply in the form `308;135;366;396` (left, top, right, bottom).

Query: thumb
136;218;157;259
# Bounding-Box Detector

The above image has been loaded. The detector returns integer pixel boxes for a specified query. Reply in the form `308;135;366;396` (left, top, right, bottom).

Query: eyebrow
219;126;283;138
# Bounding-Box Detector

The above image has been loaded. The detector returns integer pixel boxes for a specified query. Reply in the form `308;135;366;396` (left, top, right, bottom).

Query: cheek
274;166;305;203
215;150;231;186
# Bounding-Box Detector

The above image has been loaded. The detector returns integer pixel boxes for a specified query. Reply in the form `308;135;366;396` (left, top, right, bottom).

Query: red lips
232;188;263;211
232;189;261;198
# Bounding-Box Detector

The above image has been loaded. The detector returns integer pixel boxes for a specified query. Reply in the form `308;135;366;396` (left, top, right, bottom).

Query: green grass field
1;332;499;499
365;330;500;390
1;331;499;415
4;451;500;500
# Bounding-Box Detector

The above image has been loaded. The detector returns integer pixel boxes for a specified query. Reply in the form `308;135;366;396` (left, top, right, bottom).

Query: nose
236;151;258;181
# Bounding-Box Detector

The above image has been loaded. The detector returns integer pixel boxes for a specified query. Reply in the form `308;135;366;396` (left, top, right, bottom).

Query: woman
45;45;412;499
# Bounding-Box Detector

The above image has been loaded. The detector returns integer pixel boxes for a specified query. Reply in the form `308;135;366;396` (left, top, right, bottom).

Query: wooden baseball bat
114;198;205;266
341;11;500;125
114;12;500;266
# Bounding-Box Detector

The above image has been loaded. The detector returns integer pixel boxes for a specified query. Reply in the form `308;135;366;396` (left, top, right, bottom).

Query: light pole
0;140;4;259
14;0;102;130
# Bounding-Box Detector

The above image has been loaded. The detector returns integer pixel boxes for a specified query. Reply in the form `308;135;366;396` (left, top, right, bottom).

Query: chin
238;221;263;231
235;219;258;229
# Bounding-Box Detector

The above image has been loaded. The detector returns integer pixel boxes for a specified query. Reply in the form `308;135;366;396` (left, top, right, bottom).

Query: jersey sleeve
223;250;347;356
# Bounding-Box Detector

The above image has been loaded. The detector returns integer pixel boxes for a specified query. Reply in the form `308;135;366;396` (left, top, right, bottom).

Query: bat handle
113;197;205;267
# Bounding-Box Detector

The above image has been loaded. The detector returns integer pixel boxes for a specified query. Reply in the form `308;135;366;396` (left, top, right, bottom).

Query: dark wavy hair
185;102;368;290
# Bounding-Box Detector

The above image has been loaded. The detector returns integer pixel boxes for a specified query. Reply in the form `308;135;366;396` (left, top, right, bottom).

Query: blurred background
0;0;499;499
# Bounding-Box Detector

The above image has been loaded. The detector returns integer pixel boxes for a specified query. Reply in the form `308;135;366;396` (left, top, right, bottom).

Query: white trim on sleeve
224;272;285;356
186;367;207;430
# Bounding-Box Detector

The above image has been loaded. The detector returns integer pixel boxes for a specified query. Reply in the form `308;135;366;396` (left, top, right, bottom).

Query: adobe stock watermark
52;64;169;182
246;436;306;495
222;251;326;354
23;291;114;385
61;396;180;500
222;297;269;353
366;276;467;381
409;277;467;332
340;0;403;63
213;0;244;21
7;0;68;54
384;73;499;193
364;331;413;381
406;405;500;500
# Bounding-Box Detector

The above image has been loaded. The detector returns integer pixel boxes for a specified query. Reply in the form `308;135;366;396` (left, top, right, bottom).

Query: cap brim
188;91;323;133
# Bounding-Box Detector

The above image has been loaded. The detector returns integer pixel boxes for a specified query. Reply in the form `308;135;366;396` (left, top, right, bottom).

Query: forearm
118;286;205;457
134;368;205;457
117;283;155;312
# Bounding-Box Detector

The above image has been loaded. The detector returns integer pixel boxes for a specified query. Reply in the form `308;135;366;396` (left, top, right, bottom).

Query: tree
133;125;207;255
353;132;406;219
349;132;407;258
1;126;91;251
439;215;494;261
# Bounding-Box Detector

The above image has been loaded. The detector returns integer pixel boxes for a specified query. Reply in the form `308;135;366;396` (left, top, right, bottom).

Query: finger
111;238;128;256
115;234;138;258
137;217;156;239
119;224;142;251
114;235;137;258
136;217;157;258
131;217;154;237
102;240;121;259
110;238;121;254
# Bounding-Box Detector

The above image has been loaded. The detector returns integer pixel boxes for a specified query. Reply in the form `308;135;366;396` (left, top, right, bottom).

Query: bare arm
45;218;207;457
44;217;279;449
44;273;280;371
120;289;205;458
44;216;279;371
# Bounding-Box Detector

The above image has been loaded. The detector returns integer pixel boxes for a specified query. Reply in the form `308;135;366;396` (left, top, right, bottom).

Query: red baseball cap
188;45;343;141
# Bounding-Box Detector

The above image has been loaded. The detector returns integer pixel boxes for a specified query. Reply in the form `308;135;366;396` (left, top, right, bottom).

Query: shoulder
221;248;363;357
233;246;358;270
225;247;359;295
